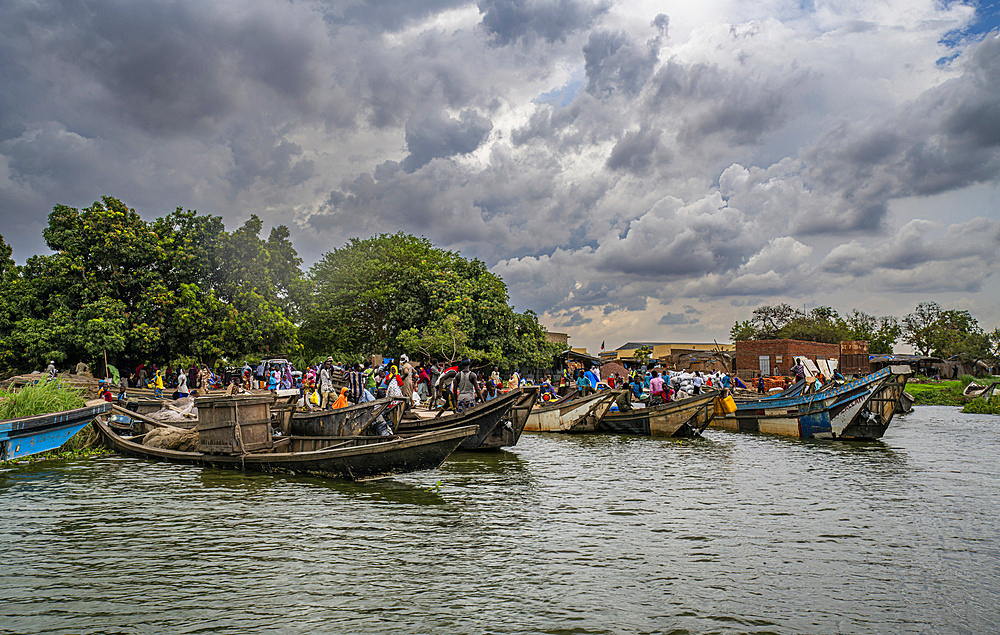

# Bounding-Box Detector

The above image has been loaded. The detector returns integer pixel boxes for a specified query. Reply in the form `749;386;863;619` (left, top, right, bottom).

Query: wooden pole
104;349;109;381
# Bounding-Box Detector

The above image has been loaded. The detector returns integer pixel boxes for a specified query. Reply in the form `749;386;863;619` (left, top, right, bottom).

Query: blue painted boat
712;366;911;440
0;403;110;461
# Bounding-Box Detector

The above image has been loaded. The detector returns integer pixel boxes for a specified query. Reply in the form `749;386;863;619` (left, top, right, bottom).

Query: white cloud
2;0;999;352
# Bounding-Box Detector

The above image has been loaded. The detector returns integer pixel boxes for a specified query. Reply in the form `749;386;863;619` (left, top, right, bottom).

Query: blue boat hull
0;404;110;460
712;366;910;440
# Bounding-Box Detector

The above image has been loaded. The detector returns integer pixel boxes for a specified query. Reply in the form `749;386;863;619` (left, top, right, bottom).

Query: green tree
303;232;560;368
730;320;757;341
902;302;942;356
845;310;900;354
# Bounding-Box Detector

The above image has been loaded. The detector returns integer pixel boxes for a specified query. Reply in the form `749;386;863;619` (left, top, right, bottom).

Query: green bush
0;378;86;420
963;397;1000;415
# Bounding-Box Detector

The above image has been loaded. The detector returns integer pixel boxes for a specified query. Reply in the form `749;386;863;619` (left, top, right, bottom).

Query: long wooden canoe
1;403;110;461
291;398;404;436
93;416;476;481
524;390;620;433
713;365;911;439
598;392;717;437
395;389;525;451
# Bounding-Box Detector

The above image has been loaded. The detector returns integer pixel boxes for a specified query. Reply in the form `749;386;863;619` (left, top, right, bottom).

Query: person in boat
416;364;431;402
631;375;644;400
453;359;482;413
399;354;415;405
692;371;704;395
319;359;335;409
154;370;164;398
45;360;57;378
832;368;846;382
649;371;666;404
756;373;765;394
98;379;113;402
427;363;441;405
510;370;520;391
347;363;364;404
484;378;499;401
330;387;350;409
490;367;501;388
117;374;128;403
386;366;404;400
540;378;557;399
575;370;590;396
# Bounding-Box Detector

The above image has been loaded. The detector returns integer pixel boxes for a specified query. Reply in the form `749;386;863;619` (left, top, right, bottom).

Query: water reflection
1;407;998;634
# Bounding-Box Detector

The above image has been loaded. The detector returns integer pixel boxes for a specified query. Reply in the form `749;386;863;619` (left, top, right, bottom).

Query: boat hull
598;392;716;437
524;390;620;433
290;398;403;436
396;390;524;450
93;417;476;481
0;403;110;461
714;366;911;440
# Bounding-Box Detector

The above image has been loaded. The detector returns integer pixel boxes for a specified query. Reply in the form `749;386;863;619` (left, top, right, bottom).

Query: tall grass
963;397;1000;415
0;379;87;420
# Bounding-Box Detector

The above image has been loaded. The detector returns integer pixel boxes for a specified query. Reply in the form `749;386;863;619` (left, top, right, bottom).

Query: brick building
734;339;868;379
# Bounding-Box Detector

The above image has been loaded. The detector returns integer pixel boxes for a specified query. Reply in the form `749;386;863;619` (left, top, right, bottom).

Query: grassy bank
906;375;1000;410
906;379;966;406
0;379;108;465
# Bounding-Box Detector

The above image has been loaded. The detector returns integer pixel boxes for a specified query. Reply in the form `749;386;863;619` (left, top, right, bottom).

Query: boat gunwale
95;417;478;464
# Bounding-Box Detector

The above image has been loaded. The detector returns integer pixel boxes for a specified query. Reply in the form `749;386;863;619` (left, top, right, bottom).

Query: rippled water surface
3;406;999;634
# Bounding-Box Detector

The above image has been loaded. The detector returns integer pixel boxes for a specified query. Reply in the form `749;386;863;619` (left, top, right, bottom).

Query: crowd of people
45;354;786;411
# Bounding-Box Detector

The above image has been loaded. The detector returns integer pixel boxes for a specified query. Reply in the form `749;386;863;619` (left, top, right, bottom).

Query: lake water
2;406;998;634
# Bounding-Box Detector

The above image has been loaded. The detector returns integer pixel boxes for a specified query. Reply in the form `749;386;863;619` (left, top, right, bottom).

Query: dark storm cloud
583;30;658;96
796;33;1000;233
652;14;669;37
478;0;610;47
605;127;666;174
402;109;494;172
323;0;469;31
556;309;593;327
658;312;698;325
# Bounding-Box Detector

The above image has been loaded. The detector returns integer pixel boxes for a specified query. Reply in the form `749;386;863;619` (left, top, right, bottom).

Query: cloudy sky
2;0;999;352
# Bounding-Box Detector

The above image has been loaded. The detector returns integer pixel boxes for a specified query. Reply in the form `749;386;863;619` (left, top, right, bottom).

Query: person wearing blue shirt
631;376;644;399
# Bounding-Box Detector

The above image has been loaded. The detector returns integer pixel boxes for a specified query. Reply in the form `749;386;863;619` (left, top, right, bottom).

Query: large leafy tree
0;197;302;374
303;233;560;368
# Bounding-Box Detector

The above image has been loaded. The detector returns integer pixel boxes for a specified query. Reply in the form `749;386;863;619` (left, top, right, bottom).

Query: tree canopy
730;304;900;354
301;233;560;369
731;301;998;361
901;302;992;360
0;197;301;374
0;198;562;375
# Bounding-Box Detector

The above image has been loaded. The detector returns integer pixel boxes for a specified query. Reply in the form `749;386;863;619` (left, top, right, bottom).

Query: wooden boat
0;403;110;461
524;389;620;433
598;391;717;437
396;389;532;450
290;398;404;437
93;415;477;481
713;365;911;439
895;390;915;414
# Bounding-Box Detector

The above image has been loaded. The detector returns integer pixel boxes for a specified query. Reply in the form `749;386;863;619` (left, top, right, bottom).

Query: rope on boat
233;402;247;470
